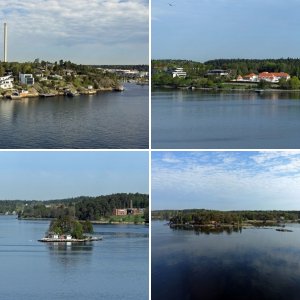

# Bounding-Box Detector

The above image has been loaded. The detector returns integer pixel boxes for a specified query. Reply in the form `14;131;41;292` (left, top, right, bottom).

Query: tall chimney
130;200;133;209
4;23;7;62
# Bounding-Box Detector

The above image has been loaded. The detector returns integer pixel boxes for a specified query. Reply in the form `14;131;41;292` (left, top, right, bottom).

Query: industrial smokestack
4;23;7;62
130;200;133;209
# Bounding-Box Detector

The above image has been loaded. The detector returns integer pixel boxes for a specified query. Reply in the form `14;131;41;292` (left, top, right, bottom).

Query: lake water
152;90;300;149
0;84;148;149
0;216;148;300
152;221;300;300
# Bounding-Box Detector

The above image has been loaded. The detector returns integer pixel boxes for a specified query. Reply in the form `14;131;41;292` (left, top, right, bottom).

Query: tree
289;76;300;90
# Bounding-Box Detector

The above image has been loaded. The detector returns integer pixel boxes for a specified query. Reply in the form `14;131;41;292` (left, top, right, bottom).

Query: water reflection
171;225;243;235
152;221;300;300
45;241;94;269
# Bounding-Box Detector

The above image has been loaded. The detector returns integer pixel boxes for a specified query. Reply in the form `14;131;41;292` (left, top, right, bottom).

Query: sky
0;151;148;200
152;0;300;61
152;151;300;211
0;0;149;64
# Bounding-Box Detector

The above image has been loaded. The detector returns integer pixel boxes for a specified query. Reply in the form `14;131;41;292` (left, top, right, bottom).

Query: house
49;74;63;80
113;207;144;216
19;73;34;85
0;75;13;89
113;208;127;216
243;73;258;82
171;67;187;78
206;69;229;76
258;72;290;83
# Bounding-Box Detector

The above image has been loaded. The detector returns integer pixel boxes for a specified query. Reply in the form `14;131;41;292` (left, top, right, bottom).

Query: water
0;216;149;300
0;84;148;149
152;221;300;300
152;89;300;149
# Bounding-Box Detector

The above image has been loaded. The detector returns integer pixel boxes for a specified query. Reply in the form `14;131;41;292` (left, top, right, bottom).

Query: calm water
0;84;148;149
152;90;300;149
152;221;300;300
0;216;148;300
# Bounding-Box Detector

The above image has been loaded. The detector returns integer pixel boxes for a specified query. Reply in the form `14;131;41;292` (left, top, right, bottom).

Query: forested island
153;209;300;233
0;60;148;98
152;58;300;90
0;193;149;224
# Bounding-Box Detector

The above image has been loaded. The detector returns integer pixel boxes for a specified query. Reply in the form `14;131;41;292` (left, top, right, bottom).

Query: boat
275;228;293;232
114;85;125;92
40;93;56;98
65;90;80;97
7;91;21;100
255;89;264;93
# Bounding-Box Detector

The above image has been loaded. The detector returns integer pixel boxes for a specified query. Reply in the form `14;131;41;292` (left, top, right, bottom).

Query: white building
0;75;13;89
19;73;34;85
206;69;229;76
172;67;187;78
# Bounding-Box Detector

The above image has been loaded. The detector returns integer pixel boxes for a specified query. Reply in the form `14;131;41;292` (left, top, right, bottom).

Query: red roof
259;72;289;78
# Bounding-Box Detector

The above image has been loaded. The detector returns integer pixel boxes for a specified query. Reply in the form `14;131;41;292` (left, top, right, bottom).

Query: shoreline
152;85;300;93
17;217;147;225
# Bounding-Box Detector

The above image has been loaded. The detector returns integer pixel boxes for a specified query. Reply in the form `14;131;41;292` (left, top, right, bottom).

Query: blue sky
0;151;148;200
152;0;300;61
0;0;148;64
152;151;300;210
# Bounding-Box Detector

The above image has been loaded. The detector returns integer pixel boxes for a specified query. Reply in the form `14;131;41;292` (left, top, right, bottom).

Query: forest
0;193;149;222
152;209;300;225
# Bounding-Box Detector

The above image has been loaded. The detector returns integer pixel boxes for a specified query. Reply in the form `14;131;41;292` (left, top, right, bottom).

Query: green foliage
15;193;149;221
81;220;94;233
49;216;88;239
153;59;300;90
257;80;272;89
289;76;300;89
75;193;149;220
153;209;300;224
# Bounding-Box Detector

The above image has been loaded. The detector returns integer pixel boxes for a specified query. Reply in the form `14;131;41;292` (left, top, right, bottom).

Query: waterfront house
171;67;187;78
243;73;258;82
113;207;144;216
19;73;34;85
258;72;290;83
113;208;128;216
0;75;14;89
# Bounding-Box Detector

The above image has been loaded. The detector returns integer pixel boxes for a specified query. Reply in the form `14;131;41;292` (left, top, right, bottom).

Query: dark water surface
152;90;300;149
0;84;148;149
0;216;148;300
152;221;300;300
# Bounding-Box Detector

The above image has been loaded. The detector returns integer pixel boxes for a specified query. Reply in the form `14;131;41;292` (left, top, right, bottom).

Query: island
152;209;300;234
38;215;102;243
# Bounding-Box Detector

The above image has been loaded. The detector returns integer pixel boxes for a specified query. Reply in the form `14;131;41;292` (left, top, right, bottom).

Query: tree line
0;193;149;220
152;59;300;89
152;209;300;225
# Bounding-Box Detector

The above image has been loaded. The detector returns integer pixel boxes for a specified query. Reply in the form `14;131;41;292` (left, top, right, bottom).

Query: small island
38;215;102;243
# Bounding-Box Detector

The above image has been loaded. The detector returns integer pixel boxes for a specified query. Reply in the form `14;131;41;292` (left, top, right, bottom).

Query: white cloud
152;152;300;210
0;0;148;63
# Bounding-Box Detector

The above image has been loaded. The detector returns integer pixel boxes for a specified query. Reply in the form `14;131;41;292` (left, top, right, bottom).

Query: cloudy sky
152;0;300;61
0;151;148;200
152;151;300;210
0;0;148;64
